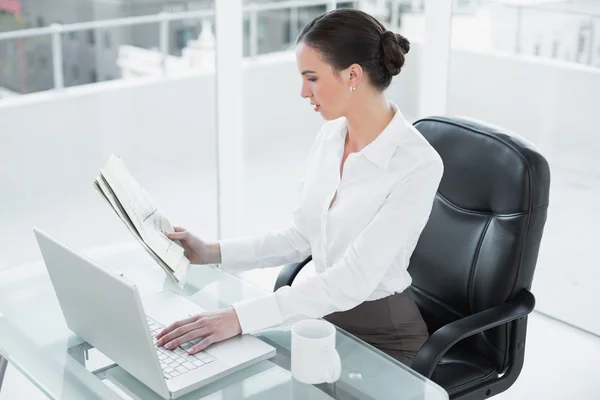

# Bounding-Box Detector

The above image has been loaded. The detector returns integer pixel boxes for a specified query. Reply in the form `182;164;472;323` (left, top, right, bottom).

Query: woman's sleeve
230;158;443;334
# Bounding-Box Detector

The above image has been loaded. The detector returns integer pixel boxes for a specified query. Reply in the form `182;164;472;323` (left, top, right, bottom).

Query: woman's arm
166;182;311;272
231;159;443;333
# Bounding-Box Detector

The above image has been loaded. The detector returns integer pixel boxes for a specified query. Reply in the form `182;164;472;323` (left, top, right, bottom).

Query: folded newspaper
94;155;190;286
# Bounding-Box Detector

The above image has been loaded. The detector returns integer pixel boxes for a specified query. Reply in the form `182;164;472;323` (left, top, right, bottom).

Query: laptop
33;228;276;399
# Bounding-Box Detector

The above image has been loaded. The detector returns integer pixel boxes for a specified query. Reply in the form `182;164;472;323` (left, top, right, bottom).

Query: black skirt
323;289;429;367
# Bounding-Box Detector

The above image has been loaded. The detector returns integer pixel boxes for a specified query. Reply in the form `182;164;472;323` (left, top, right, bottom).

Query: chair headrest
414;117;550;215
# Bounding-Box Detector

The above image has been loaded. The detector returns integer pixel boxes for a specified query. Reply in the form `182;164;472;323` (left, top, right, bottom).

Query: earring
349;86;356;92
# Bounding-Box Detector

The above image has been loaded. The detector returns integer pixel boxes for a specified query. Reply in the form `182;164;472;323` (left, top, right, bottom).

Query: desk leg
66;343;117;380
0;355;7;392
67;342;92;366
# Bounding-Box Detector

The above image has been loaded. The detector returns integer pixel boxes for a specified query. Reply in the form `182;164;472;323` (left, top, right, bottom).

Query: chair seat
431;348;498;396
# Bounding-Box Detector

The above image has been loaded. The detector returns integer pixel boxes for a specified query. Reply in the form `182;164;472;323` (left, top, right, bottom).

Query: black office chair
274;116;550;399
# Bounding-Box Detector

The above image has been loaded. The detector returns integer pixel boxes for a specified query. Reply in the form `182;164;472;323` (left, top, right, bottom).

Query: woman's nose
300;83;312;99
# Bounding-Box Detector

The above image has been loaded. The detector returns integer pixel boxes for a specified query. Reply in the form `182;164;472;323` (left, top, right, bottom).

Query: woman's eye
308;77;317;82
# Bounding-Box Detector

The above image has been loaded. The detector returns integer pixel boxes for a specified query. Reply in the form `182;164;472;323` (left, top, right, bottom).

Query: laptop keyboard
146;316;215;380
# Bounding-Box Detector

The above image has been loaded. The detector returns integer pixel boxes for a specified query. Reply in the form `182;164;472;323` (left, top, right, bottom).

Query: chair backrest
408;117;550;372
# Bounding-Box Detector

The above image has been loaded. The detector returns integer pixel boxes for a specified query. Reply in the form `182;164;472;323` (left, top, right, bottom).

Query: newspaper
94;155;190;286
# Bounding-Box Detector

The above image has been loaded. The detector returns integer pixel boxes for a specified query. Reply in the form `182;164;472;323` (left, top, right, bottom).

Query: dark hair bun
381;31;410;77
298;9;411;91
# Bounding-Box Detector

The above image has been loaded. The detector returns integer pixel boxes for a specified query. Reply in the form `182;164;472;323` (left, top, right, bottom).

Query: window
88;31;95;46
176;27;195;51
90;70;97;83
283;20;291;45
36;17;45;27
39;55;48;69
552;39;560;59
103;32;112;49
577;32;586;55
258;22;266;46
72;66;80;80
69;31;77;41
105;74;113;81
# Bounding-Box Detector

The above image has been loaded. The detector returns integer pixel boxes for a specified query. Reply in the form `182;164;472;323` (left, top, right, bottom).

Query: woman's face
296;43;352;121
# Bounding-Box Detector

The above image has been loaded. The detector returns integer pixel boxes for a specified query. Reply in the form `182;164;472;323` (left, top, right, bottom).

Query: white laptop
33;228;276;399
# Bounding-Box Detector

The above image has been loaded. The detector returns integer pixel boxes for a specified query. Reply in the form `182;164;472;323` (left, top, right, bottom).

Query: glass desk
0;242;448;399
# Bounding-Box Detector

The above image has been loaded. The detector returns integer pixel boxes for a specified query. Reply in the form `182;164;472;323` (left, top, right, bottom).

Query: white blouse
218;102;444;334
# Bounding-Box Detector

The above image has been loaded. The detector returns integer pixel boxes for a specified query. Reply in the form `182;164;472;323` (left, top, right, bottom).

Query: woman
156;8;443;367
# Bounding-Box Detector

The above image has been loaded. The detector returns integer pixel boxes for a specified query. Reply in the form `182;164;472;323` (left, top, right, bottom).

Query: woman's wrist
203;242;222;265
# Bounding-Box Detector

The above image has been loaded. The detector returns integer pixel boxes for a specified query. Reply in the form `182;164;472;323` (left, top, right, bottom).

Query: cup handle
323;348;342;383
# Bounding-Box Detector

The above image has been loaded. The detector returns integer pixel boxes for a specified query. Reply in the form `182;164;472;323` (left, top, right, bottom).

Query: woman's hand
165;227;221;265
155;308;242;355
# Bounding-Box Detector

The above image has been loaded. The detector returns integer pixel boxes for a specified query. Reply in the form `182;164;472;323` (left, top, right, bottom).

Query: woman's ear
349;64;364;88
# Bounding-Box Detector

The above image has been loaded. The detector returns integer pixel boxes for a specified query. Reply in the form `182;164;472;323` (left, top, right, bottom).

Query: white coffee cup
291;319;341;384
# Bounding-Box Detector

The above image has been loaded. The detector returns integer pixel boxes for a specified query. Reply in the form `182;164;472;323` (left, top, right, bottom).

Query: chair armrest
411;289;535;378
273;256;312;291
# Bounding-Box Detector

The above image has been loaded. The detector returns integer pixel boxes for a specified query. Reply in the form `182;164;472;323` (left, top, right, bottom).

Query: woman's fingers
164;328;211;351
188;335;216;355
159;322;202;349
165;231;189;241
165;226;188;240
156;315;198;342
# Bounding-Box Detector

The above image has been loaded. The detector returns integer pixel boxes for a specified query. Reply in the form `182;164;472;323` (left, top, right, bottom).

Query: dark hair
297;9;410;91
